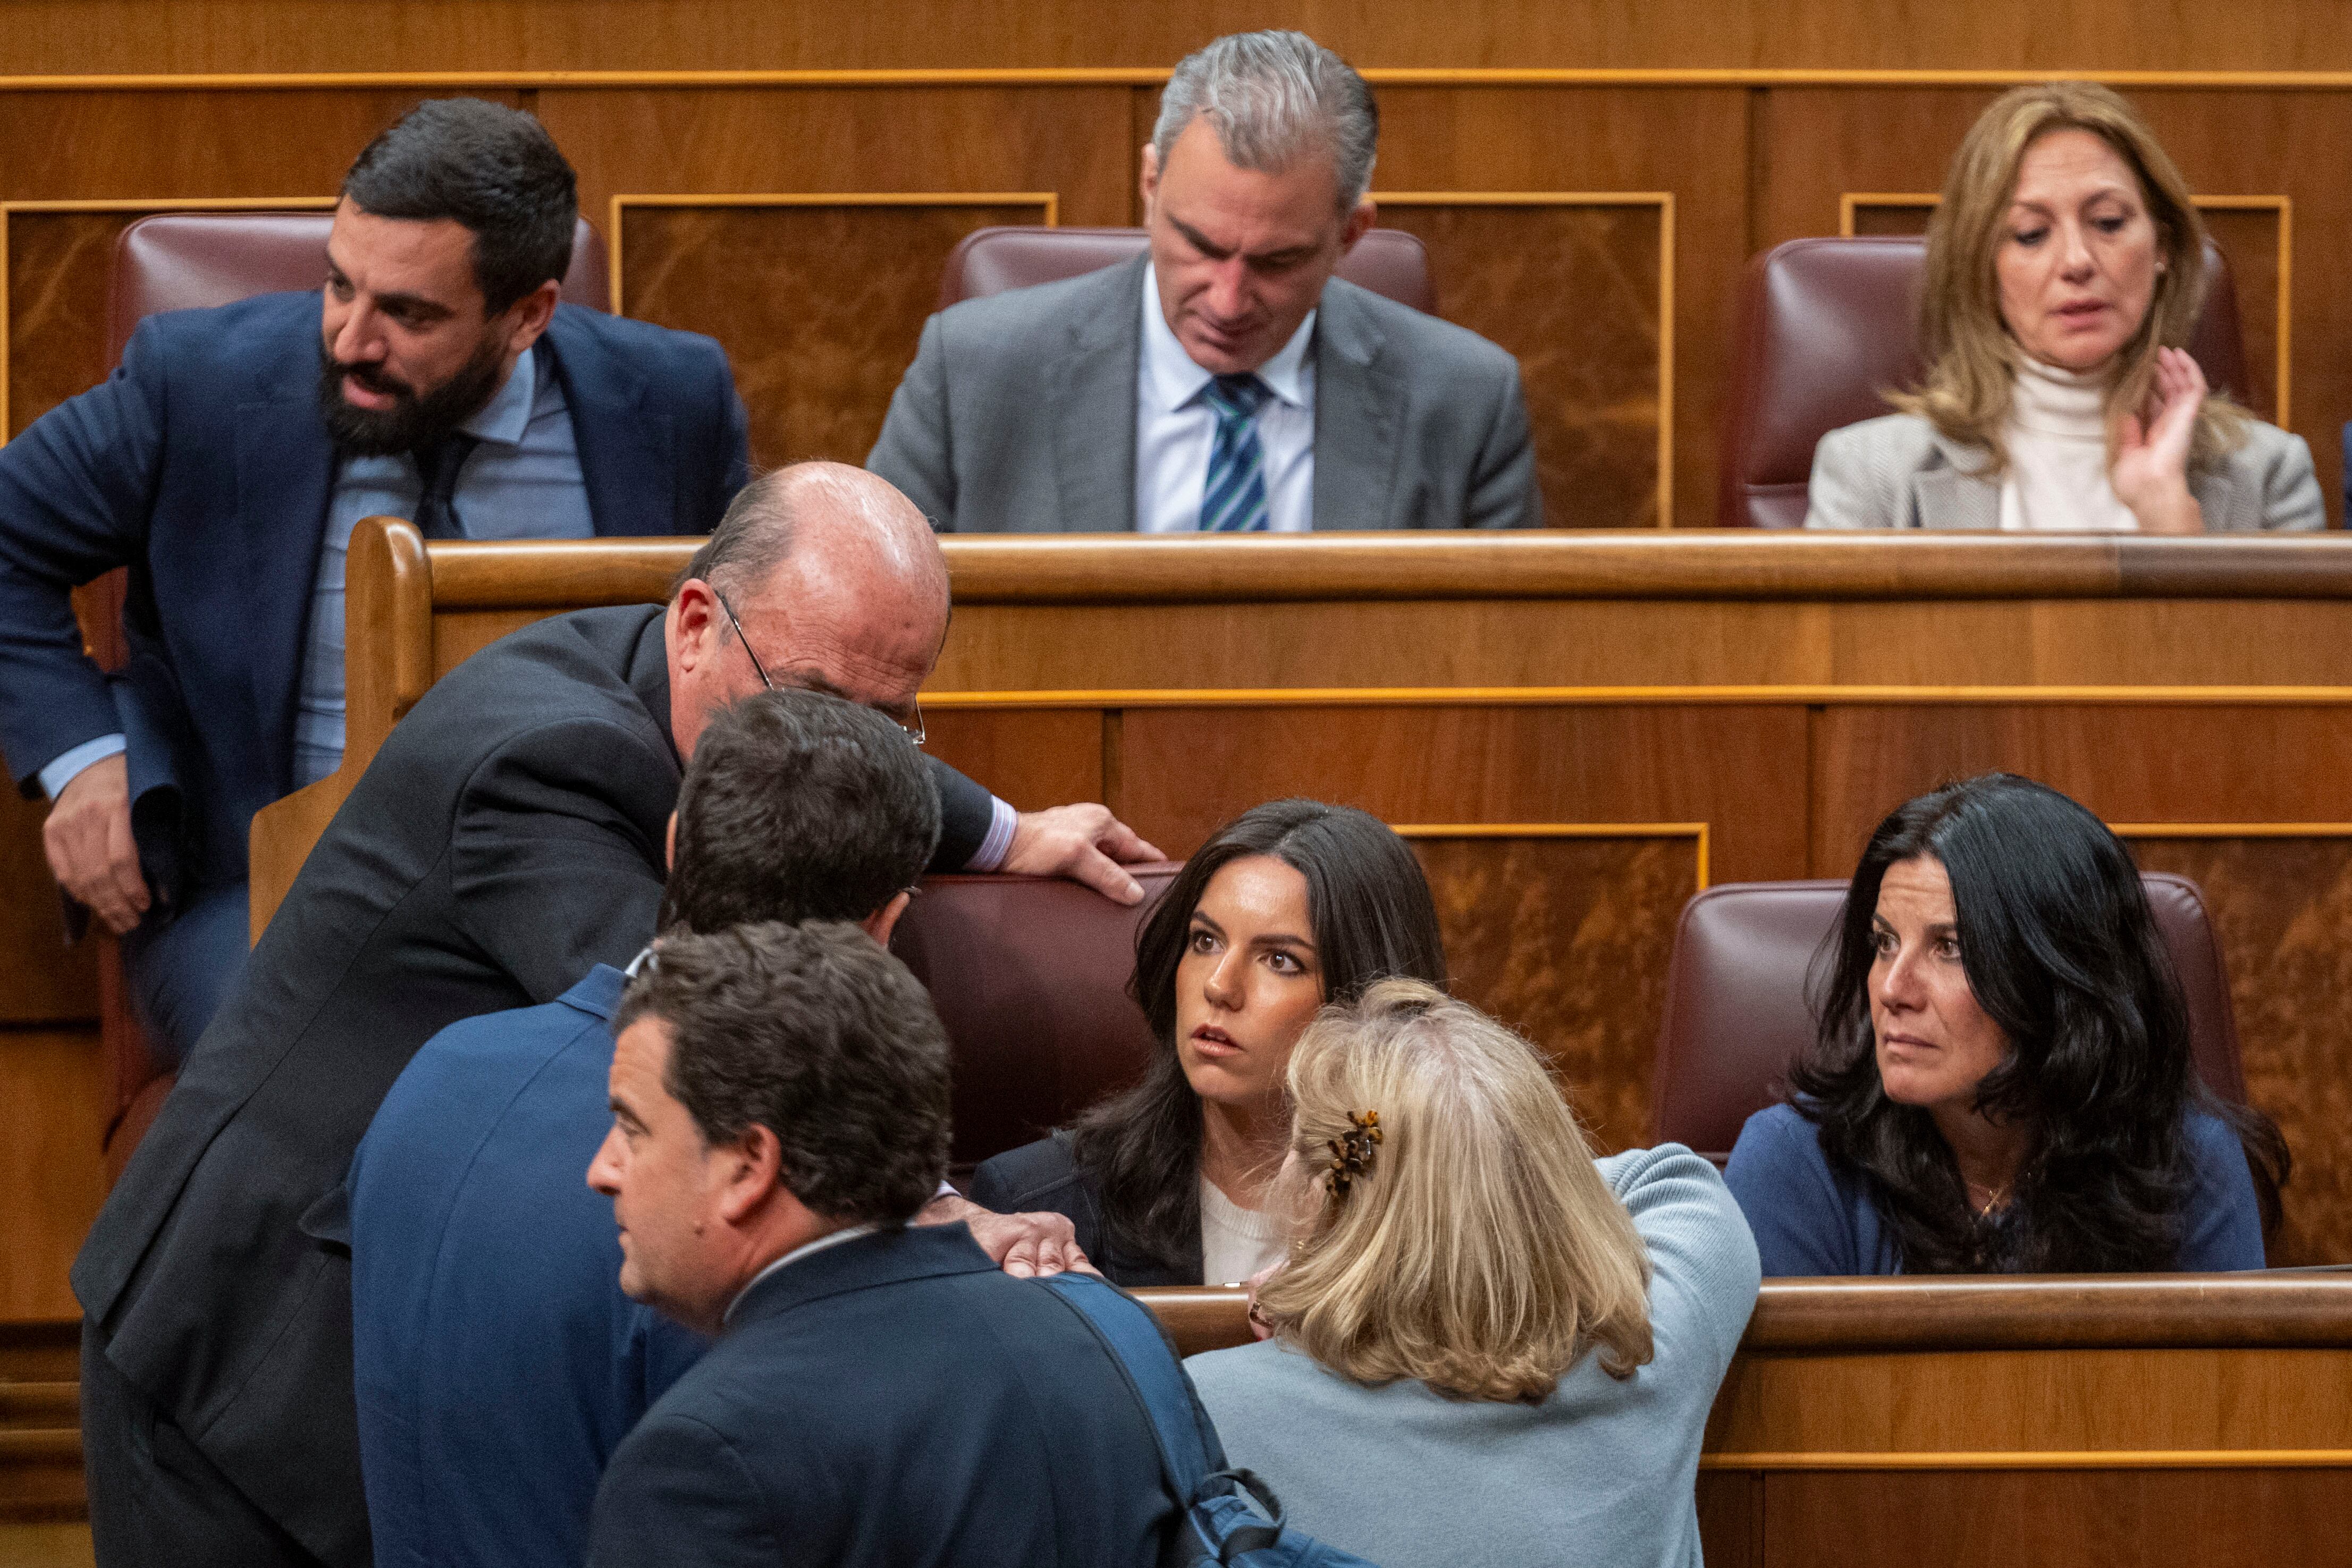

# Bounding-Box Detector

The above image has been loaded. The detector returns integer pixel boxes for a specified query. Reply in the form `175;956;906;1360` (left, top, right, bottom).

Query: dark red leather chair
938;225;1436;315
1716;234;2249;529
1651;873;2246;1162
96;212;610;1179
890;866;1181;1173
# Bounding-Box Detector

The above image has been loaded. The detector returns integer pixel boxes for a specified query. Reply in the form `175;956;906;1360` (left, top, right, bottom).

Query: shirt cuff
964;795;1018;872
39;734;127;800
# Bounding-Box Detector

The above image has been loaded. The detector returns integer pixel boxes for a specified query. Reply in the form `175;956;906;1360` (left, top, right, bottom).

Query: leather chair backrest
1716;234;2249;529
938;225;1437;315
106;211;610;365
891;866;1183;1169
1651;873;2247;1161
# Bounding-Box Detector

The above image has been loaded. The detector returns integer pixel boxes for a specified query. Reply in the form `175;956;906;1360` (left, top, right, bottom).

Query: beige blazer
1803;412;2326;532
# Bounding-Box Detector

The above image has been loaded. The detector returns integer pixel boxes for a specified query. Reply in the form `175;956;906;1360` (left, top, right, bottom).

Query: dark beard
317;332;509;456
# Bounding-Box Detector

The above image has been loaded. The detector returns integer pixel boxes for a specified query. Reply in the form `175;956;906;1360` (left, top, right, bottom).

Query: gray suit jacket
1805;412;2325;532
867;255;1540;532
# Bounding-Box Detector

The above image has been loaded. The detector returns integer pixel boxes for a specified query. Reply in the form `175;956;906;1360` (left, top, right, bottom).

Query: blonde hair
1899;81;2248;475
1253;979;1653;1403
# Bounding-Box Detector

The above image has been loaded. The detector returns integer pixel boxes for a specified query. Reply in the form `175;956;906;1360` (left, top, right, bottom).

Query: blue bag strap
1041;1271;1214;1497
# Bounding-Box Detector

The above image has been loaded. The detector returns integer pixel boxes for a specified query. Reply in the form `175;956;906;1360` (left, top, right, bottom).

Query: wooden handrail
1134;1274;2352;1359
419;529;2352;608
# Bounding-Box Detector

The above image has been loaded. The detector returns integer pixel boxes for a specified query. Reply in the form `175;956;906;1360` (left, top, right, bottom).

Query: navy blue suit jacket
0;289;748;895
588;1225;1182;1568
349;964;706;1568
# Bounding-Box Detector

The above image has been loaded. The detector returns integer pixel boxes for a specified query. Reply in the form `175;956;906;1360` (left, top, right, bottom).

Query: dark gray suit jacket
867;255;1541;532
71;605;995;1567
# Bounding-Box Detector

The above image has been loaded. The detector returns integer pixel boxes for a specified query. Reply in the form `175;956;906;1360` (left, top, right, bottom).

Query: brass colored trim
914;684;2352;709
1378;191;1676;527
0;195;337;442
606;190;1061;316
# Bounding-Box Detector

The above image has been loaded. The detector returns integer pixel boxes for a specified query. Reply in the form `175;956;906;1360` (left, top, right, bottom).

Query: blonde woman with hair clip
1185;980;1760;1568
1805;81;2321;533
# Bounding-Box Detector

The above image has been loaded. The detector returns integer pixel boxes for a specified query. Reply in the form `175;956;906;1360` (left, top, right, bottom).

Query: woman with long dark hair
1725;773;2286;1275
967;799;1447;1286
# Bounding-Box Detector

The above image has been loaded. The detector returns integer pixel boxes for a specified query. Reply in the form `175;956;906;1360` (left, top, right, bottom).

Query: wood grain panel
4;211;122;438
0;1029;106;1321
1758;1468;2350;1568
1809;704;2352;874
917;708;1105;816
1761;86;2352;526
1842;193;2285;421
616;198;1050;470
2126;833;2352;1266
1375;197;1667;526
0;780;91;1027
1404;830;1700;1152
11;2;2352;74
1114;703;1802;881
1370;86;1746;530
1695;1471;1759;1568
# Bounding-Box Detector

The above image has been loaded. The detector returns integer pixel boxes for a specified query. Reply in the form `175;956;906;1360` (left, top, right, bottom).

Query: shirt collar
722;1223;880;1327
1140;262;1316;415
460;343;540;448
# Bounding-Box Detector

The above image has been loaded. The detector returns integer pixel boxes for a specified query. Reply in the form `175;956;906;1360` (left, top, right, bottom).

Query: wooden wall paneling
1110;699;1803;876
1367;86;1747;528
2123;828;2352;1266
0;1029;106;1321
1761;86;2352;526
612;193;1056;469
1837;191;2288;421
916;707;1106;817
1375;192;1672;527
1695;1471;1760;1568
1398;825;1705;1152
18;6;2352;75
0;786;90;1028
1756;1468;2349;1568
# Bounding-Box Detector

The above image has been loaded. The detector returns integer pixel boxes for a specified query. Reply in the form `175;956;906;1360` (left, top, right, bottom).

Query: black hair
1790;772;2288;1272
658;689;939;934
342;97;577;313
613;921;951;1225
1067;798;1448;1272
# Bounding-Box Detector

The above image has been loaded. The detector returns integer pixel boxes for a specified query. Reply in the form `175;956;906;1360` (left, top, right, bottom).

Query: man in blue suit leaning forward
584;917;1183;1567
0;96;748;1063
348;686;1091;1568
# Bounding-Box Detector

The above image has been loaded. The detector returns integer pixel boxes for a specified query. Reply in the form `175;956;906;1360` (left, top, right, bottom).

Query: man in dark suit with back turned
0;97;750;1067
586;920;1181;1567
73;462;1162;1568
868;29;1539;534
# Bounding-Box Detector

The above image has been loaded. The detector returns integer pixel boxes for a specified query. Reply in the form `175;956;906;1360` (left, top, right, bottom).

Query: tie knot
1203;374;1271;421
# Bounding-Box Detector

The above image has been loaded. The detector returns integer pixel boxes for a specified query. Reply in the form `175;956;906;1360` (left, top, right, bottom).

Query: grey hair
1152;31;1378;215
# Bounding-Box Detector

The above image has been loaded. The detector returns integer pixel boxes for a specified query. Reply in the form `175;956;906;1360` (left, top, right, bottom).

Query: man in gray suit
868;30;1540;533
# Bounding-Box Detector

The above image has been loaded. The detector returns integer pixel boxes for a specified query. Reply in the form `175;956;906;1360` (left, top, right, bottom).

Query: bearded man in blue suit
0;97;749;1065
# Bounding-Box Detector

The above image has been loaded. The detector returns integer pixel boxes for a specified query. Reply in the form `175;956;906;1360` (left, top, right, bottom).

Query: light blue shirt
294;344;594;787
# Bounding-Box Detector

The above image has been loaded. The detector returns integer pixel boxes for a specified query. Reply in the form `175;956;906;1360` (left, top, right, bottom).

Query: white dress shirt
1134;264;1317;534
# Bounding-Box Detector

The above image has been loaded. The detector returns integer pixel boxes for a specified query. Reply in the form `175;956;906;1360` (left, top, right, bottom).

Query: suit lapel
1310;283;1403;530
235;395;336;793
547;308;676;537
1050;259;1143;532
1912;433;2001;530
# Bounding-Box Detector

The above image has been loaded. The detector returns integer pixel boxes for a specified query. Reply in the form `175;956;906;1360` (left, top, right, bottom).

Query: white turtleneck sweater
1995;358;2140;533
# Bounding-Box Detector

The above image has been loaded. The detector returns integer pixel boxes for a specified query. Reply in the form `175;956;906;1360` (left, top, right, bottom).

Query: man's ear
1139;142;1161;224
1340;196;1376;254
716;1122;785;1226
671;580;720;675
861;889;913;948
664;811;678;872
501;277;562;355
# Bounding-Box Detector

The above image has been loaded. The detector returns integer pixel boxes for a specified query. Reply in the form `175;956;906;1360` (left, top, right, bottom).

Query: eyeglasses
711;584;925;746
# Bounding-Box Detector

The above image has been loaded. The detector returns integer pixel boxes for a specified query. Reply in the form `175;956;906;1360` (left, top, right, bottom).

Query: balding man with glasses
74;461;1157;1568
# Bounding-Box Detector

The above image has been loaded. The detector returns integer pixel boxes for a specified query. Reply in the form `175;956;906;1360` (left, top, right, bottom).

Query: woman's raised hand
2110;345;2208;534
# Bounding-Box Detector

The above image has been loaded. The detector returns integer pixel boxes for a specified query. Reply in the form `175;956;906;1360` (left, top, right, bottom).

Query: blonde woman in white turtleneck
1806;82;2323;534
